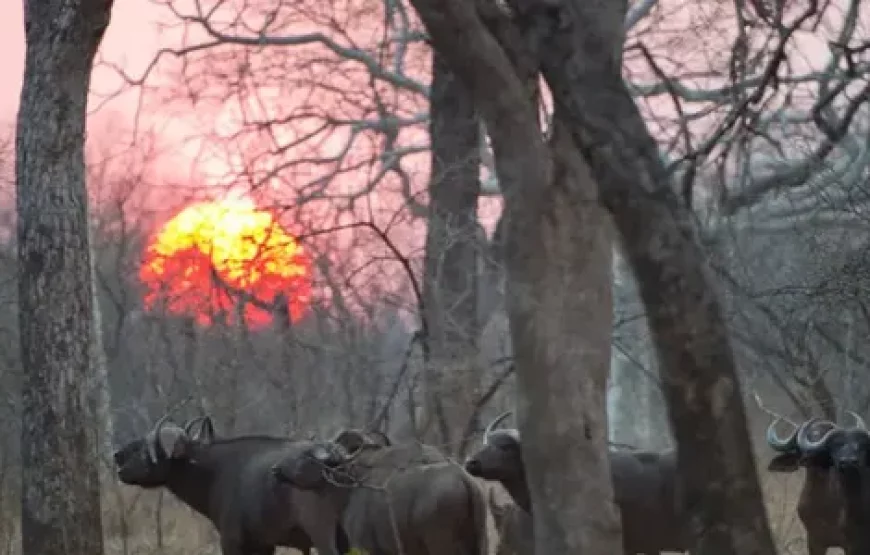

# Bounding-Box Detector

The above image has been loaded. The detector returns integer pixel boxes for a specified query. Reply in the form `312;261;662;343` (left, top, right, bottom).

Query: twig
753;391;797;426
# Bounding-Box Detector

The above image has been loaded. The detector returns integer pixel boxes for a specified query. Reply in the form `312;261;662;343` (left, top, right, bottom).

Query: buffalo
766;412;870;555
113;413;313;555
465;411;686;555
270;429;489;555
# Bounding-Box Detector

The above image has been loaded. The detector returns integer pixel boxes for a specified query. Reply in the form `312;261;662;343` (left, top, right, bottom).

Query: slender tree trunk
16;2;113;555
421;53;482;454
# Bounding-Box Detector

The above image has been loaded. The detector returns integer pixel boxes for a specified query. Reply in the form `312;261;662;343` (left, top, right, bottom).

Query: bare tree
420;55;482;454
16;2;113;555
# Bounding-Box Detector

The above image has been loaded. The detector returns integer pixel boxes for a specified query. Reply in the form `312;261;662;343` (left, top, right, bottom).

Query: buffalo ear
768;452;801;473
189;416;215;444
157;426;191;459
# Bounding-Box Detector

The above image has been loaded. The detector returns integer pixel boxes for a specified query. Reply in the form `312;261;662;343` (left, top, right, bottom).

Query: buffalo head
464;411;523;482
332;428;392;452
767;412;870;472
114;414;215;487
271;429;383;490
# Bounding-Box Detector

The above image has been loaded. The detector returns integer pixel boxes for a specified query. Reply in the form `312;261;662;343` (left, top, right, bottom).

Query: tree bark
16;2;113;555
421;53;482;454
409;4;623;555
506;117;620;555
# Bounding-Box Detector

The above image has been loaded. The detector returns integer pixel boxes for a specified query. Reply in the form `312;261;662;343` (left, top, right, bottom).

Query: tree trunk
504;117;620;555
16;2;113;555
421;53;482;454
526;1;779;553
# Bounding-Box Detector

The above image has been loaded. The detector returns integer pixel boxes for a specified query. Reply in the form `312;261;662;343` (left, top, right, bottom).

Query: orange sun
139;199;312;329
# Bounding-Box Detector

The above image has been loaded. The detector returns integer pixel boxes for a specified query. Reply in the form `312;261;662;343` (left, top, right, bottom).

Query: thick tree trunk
504;118;620;555
525;1;778;553
421;53;482;454
16;2;112;555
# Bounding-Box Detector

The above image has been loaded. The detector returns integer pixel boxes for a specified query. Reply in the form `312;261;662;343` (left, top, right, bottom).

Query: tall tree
16;2;114;555
408;0;777;554
421;54;482;454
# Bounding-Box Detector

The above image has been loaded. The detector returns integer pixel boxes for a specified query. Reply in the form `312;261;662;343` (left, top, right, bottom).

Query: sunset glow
139;199;312;328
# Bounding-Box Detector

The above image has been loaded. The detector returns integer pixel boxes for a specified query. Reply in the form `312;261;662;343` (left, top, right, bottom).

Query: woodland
8;0;870;554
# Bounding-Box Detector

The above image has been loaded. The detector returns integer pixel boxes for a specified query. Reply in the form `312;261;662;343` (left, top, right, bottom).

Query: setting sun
139;199;312;328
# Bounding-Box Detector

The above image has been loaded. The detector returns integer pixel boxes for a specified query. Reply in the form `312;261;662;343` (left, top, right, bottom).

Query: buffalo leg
807;543;827;555
335;525;351;555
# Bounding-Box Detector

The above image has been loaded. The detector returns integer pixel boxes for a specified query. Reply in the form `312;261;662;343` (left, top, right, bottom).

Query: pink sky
2;1;168;127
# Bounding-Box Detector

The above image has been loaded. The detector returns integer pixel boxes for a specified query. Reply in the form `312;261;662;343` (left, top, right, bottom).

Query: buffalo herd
113;406;870;555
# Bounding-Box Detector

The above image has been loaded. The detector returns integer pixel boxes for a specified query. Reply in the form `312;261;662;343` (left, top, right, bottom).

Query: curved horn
484;411;514;445
184;416;206;436
314;443;349;466
344;439;368;461
797;418;840;454
146;411;175;463
145;396;194;463
765;417;799;452
848;411;867;431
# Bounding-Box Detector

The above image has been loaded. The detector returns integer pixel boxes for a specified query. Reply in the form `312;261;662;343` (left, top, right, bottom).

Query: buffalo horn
145;396;194;462
484;411;513;445
765;417;799;452
848;410;868;431
796;418;839;454
184;416;207;437
146;411;175;463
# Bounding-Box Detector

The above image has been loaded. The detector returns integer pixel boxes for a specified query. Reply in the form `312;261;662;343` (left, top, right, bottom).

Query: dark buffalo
113;414;313;555
270;430;489;555
465;411;686;555
766;412;870;555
